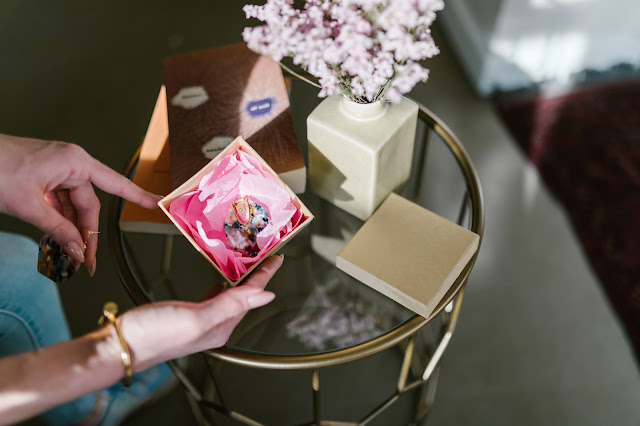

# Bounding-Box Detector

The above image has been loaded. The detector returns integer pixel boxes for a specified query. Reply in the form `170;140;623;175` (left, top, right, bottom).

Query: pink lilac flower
243;0;444;103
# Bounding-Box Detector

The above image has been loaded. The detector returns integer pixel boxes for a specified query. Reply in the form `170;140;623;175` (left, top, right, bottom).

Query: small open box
158;136;313;285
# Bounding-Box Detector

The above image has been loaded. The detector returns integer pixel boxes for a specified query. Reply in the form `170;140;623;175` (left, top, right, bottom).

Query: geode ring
224;198;269;257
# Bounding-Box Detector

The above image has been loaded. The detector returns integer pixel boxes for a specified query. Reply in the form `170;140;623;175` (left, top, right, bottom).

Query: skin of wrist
117;306;198;372
117;312;149;372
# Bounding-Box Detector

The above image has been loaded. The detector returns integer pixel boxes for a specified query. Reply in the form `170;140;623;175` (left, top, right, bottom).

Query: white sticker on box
171;86;209;110
201;136;235;159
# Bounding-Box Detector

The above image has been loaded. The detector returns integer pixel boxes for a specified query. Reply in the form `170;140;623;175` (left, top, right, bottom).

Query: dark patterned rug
495;77;640;362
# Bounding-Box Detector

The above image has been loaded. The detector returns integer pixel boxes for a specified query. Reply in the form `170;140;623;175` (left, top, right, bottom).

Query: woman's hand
119;254;283;371
0;255;283;425
0;134;160;274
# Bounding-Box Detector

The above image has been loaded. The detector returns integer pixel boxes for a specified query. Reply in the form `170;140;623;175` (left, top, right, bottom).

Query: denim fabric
0;231;97;425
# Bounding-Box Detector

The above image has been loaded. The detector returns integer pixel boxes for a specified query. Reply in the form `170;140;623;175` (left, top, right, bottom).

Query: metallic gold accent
232;198;253;226
445;300;454;313
98;302;133;387
423;332;452;381
397;334;417;391
82;229;100;241
415;367;440;422
312;369;321;424
312;369;320;392
230;411;265;426
82;229;100;250
102;301;117;317
360;394;399;425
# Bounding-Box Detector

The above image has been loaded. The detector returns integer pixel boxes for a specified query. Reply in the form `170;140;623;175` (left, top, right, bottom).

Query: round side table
108;87;484;425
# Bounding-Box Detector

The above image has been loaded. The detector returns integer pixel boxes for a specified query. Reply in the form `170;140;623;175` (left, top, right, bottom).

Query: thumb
198;286;275;326
27;197;85;263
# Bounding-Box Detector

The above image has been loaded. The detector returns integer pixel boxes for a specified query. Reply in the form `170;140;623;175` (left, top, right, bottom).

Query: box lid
336;193;479;318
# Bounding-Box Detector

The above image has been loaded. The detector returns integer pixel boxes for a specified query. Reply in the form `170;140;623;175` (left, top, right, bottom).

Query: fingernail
279;253;285;260
63;241;85;263
154;194;164;200
89;262;96;277
247;291;275;308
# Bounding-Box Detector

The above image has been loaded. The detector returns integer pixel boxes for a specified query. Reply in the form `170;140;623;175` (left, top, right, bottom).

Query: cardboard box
337;193;479;318
159;136;313;285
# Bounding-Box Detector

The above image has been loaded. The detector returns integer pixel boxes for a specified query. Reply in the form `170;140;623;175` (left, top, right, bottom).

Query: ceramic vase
307;95;419;220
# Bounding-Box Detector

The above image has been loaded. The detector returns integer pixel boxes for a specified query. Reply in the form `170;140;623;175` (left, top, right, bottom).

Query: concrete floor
2;2;640;425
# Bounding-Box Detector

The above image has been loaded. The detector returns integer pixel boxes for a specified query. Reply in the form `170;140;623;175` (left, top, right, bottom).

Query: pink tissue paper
159;137;313;285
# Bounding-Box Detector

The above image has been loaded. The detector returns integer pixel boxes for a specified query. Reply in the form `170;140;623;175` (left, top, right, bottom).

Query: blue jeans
0;232;96;424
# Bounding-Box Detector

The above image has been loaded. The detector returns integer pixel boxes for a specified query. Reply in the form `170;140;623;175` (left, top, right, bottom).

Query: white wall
440;0;640;95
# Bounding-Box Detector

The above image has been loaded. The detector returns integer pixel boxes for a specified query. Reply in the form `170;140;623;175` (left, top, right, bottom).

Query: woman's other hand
119;255;284;371
0;134;160;274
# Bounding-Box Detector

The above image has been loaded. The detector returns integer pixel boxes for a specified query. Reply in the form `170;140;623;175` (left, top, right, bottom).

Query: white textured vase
307;95;419;220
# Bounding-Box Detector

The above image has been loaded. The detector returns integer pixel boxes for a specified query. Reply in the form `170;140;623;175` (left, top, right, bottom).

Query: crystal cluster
224;199;270;257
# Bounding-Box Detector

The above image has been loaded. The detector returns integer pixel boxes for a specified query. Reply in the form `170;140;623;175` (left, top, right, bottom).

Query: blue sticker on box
245;97;274;117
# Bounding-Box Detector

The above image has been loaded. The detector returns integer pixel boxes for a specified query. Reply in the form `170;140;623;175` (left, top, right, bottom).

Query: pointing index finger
87;158;161;209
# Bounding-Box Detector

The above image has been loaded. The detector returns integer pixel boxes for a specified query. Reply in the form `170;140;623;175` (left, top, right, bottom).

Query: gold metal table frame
108;90;484;425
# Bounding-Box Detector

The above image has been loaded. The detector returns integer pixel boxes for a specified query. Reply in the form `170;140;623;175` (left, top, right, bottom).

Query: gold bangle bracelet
98;302;133;387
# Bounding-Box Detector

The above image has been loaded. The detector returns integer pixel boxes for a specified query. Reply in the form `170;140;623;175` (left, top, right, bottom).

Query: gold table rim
107;102;485;370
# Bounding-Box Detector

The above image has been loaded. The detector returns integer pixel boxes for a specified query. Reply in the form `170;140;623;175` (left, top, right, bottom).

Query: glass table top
110;79;483;363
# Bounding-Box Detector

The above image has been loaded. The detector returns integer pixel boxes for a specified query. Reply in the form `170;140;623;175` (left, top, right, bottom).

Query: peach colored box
158;136;313;286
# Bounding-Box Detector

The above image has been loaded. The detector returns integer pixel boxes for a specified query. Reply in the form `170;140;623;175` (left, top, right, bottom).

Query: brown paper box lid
336;193;479;318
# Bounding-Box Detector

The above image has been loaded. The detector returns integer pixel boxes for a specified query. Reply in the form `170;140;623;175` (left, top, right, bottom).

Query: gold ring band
232;198;254;226
82;230;100;250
